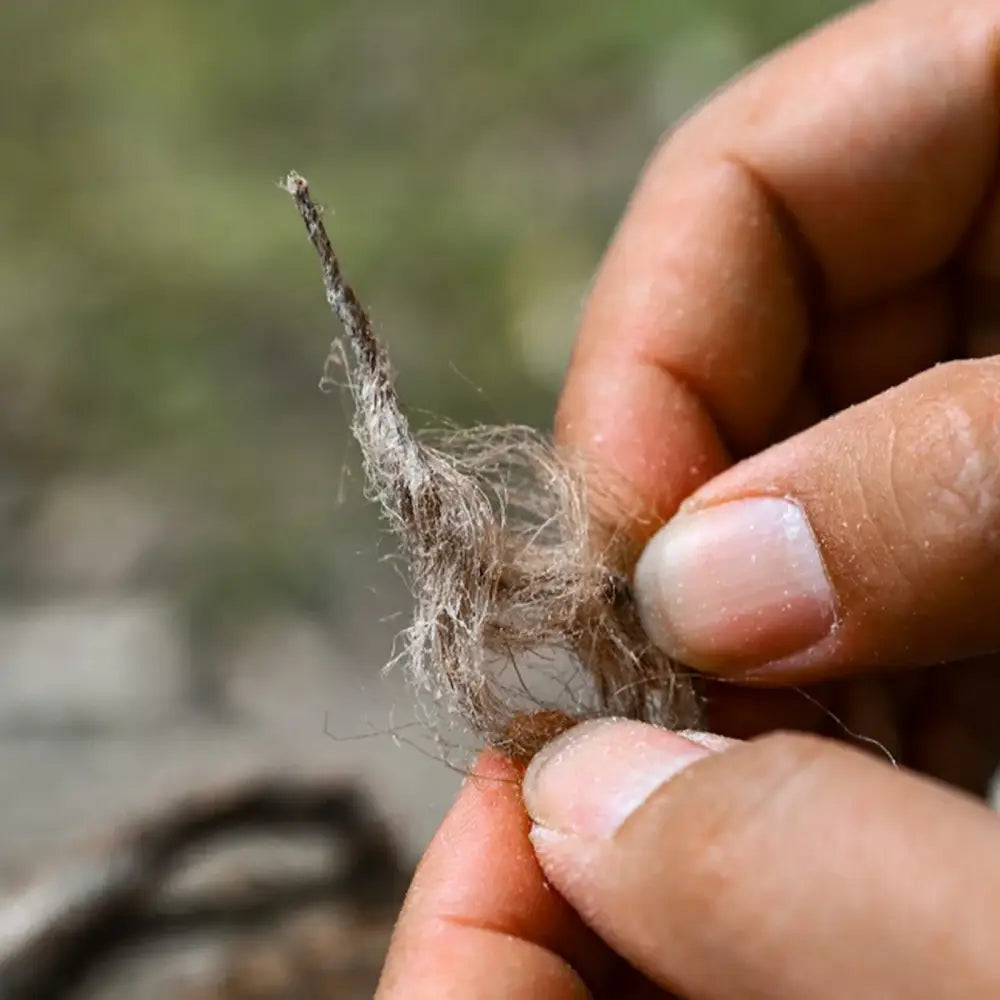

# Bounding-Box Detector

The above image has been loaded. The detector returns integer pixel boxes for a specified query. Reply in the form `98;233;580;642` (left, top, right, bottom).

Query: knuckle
853;360;1000;581
916;360;1000;542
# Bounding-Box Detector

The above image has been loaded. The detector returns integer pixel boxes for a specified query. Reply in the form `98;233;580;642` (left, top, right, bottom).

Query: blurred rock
0;726;458;887
0;596;190;729
217;616;345;729
162;833;337;905
212;613;465;859
80;908;391;1000
25;478;169;592
75;935;232;1000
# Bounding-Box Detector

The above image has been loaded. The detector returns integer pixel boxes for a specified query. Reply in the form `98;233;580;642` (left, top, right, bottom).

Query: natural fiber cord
283;172;700;761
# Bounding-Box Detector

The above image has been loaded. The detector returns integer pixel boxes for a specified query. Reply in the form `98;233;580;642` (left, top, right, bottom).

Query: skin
378;1;1000;995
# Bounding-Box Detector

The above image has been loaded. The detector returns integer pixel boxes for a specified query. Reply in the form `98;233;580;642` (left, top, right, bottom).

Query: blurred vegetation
0;0;851;642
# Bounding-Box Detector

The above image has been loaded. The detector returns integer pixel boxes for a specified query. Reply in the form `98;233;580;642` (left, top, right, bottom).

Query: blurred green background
1;0;851;646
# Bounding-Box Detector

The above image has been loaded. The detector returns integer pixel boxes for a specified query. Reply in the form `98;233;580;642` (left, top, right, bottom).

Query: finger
523;720;1000;1000
634;358;1000;680
557;0;1000;535
376;751;612;999
813;274;953;410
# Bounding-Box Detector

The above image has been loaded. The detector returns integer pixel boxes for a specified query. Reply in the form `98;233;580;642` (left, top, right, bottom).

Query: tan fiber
283;173;700;761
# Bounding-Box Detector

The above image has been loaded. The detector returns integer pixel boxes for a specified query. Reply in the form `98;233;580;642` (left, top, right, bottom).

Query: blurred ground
0;2;851;995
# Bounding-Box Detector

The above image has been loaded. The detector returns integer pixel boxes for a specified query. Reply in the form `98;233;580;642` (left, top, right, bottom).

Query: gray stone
0;596;190;729
0;721;458;881
217;615;348;729
213;613;464;858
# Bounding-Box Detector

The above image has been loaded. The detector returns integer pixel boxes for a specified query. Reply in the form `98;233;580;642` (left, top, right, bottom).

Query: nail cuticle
725;624;842;681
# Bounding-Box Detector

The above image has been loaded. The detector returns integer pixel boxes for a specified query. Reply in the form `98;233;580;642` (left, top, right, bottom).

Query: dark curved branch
0;778;405;1000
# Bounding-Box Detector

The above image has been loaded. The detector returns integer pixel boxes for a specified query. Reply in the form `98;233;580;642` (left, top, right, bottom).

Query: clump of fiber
282;172;700;762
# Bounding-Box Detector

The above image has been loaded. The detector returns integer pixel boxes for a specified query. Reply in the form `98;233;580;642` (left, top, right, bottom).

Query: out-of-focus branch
0;778;404;1000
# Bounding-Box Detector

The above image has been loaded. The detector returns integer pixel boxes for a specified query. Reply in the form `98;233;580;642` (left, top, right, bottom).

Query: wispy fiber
282;172;700;761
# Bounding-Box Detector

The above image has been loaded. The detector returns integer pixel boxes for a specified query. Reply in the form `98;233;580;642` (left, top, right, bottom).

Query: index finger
376;751;615;999
557;0;1000;538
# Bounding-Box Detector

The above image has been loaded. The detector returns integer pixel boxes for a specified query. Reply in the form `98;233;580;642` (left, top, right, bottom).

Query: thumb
634;357;1000;680
523;720;1000;999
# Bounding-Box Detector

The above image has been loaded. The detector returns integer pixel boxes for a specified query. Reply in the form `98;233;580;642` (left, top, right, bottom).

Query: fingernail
523;719;718;838
634;497;835;671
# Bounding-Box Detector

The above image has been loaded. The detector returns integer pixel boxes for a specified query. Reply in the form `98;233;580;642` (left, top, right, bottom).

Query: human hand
380;1;1000;995
377;724;1000;998
555;0;1000;792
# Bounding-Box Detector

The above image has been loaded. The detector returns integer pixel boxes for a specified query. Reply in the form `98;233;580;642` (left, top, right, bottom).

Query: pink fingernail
634;497;836;672
522;720;721;838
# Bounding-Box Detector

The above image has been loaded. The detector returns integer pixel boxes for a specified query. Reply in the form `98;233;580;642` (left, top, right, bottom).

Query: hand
377;726;1000;998
380;0;1000;995
556;0;1000;793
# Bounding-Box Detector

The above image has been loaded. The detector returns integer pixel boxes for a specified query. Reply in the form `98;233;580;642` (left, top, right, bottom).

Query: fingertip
377;747;615;998
633;497;836;674
522;720;731;840
637;358;1000;682
524;728;1000;999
